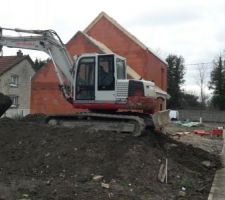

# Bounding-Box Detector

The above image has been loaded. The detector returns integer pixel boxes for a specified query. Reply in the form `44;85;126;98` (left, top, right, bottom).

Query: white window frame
9;95;19;108
10;74;19;87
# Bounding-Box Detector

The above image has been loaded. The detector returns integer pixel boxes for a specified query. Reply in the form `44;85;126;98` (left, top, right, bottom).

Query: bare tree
195;63;208;108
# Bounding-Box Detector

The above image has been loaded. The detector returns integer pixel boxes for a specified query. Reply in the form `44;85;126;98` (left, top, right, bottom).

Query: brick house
0;50;35;117
84;12;167;90
31;12;168;114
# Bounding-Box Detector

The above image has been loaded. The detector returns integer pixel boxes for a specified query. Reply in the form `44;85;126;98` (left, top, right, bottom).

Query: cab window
98;55;115;90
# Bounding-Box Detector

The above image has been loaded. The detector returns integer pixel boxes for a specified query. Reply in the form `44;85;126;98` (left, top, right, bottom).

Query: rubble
201;160;212;168
101;182;110;189
92;175;104;181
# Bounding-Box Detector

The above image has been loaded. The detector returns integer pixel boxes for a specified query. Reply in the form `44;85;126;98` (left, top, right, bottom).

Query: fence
178;110;225;123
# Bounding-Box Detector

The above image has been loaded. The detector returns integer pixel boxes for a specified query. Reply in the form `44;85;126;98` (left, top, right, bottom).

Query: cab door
75;57;95;100
96;55;116;101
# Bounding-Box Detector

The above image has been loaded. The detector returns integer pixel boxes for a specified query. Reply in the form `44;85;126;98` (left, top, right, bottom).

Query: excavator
0;27;170;136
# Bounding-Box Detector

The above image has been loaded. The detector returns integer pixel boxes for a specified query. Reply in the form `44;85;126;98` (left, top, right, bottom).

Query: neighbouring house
31;12;168;114
0;50;35;117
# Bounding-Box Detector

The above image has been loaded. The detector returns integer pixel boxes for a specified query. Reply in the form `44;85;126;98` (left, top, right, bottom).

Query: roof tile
0;56;26;75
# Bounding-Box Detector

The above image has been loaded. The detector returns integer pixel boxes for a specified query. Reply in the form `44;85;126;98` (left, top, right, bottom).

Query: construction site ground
0;114;223;200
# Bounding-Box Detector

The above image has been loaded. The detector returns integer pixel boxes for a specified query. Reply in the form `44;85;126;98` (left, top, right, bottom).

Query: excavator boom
0;27;74;100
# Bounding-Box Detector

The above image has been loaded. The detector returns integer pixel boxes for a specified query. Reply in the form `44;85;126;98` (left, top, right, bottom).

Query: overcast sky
1;0;225;95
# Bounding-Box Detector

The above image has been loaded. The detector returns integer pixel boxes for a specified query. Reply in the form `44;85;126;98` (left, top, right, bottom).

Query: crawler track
46;112;147;136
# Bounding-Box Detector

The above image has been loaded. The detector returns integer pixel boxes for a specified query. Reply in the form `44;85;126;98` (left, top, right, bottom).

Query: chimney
17;50;23;57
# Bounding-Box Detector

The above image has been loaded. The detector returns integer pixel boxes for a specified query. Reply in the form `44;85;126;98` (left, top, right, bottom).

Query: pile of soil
20;113;47;124
0;116;221;200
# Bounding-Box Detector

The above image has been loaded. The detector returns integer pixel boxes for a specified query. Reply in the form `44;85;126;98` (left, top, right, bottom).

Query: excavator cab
73;53;166;114
75;54;126;102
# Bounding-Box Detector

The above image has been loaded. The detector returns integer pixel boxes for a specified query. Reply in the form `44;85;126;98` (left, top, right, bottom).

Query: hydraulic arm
0;27;74;100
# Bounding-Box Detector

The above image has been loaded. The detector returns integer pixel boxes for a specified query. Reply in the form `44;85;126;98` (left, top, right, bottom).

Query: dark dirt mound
20;113;47;124
0;116;221;200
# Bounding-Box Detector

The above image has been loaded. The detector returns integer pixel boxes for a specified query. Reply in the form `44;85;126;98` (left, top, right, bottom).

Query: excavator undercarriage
46;110;170;136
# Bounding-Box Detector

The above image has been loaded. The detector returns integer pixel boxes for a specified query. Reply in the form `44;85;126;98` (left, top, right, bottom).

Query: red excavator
0;27;169;136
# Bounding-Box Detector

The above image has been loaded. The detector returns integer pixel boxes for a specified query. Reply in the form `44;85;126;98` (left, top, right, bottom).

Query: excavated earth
0;114;222;200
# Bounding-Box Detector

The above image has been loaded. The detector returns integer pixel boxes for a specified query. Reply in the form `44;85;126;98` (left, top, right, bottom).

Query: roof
83;32;113;54
84;12;167;65
0;55;34;76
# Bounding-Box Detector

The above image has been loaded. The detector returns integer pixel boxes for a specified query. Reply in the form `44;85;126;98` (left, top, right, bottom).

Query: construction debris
101;182;110;189
175;120;201;127
92;175;104;181
201;161;212;168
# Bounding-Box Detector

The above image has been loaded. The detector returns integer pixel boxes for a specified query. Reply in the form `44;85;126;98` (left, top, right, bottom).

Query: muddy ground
0;115;222;200
166;122;223;155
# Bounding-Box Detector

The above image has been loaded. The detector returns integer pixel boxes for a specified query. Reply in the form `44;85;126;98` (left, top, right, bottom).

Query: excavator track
0;93;12;117
46;112;146;137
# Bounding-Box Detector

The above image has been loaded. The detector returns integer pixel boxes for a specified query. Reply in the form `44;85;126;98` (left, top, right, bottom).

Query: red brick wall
86;16;167;91
66;31;102;55
31;32;102;114
145;51;167;90
31;62;80;114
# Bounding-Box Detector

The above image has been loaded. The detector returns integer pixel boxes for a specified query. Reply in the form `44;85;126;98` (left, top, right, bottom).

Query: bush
211;95;225;110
